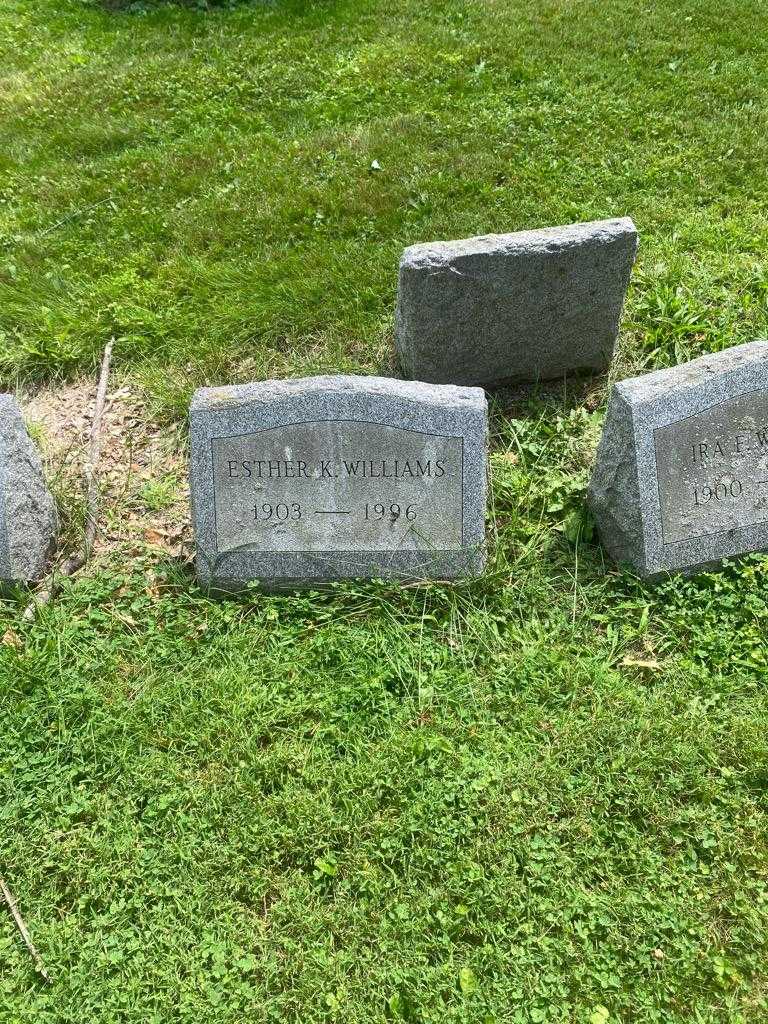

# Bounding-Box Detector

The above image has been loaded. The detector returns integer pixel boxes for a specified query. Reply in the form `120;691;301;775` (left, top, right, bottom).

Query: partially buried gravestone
589;340;768;577
189;375;487;589
395;217;638;387
0;395;57;585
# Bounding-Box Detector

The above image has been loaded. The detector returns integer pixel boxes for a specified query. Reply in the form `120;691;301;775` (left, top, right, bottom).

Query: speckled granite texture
190;376;488;590
589;340;768;577
0;394;57;583
395;217;638;386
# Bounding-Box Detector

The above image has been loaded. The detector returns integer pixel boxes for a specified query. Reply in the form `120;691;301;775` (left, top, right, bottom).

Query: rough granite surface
190;375;488;590
395;217;638;386
588;340;768;577
0;394;58;583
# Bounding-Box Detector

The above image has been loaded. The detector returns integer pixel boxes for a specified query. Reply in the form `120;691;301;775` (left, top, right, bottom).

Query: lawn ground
1;0;768;1021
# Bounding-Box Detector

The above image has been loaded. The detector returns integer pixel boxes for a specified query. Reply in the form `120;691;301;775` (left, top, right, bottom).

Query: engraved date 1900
692;480;743;506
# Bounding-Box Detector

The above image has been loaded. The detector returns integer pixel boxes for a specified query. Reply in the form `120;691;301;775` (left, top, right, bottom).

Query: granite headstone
589;340;768;577
395;217;638;387
0;394;58;584
189;375;487;589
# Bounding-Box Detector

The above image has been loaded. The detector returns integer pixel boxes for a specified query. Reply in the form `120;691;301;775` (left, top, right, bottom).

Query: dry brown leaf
2;628;22;649
494;451;519;465
112;611;138;627
621;656;662;672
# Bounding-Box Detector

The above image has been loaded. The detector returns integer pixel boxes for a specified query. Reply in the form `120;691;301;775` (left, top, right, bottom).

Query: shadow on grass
100;0;360;20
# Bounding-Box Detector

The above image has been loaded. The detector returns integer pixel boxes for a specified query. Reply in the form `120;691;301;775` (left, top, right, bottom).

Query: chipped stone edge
399;216;638;267
395;217;639;386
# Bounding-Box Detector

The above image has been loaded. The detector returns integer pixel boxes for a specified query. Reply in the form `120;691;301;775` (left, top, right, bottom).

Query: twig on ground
39;197;114;238
0;876;52;984
22;339;115;620
80;336;115;563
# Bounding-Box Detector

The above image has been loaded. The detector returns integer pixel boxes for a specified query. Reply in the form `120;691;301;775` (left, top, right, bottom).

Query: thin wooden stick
22;339;115;620
0;876;52;983
72;334;114;570
39;196;113;238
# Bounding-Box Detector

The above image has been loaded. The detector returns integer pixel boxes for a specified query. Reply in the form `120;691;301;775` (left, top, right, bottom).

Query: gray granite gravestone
395;217;638;387
189;376;487;589
0;395;57;584
588;340;768;577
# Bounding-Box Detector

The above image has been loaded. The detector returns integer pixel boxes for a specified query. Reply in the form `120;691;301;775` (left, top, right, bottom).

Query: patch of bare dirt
23;379;193;566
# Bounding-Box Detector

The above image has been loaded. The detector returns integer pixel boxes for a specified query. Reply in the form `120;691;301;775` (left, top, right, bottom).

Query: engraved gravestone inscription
211;422;464;555
190;376;487;589
654;390;768;546
589;341;768;577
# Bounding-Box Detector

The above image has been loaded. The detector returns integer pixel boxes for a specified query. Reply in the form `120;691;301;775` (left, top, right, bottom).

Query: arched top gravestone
189;376;487;590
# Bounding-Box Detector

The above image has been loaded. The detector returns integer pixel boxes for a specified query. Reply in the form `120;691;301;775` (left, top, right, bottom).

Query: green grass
2;543;768;1022
2;0;768;1021
2;0;768;406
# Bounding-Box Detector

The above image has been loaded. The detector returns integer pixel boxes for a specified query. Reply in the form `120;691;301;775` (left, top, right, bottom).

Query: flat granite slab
0;394;57;584
189;376;488;589
395;217;638;387
588;340;768;577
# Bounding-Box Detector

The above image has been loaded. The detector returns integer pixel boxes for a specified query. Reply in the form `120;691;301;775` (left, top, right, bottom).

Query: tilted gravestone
589;340;768;577
0;395;57;584
189;376;487;589
395;217;638;387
